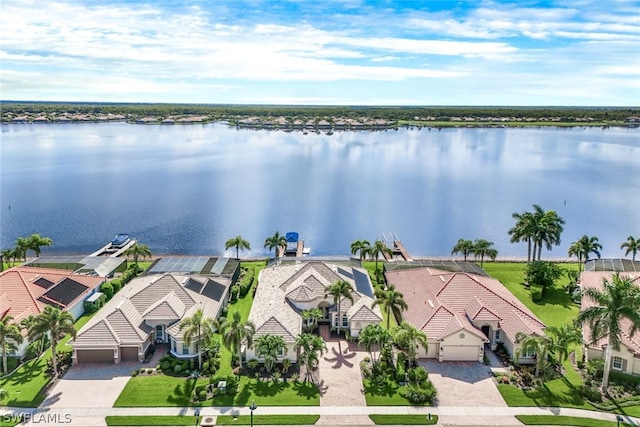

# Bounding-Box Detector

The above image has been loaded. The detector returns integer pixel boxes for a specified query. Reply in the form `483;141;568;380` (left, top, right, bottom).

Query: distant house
246;261;382;363
71;273;231;364
0;267;105;356
385;267;546;362
580;271;640;376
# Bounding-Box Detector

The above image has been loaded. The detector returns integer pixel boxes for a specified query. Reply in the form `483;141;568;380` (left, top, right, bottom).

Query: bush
111;279;122;293
174;364;182;374
580;385;603;402
402;382;437;404
395;362;406;383
198;390;207;401
247;359;259;370
100;282;114;300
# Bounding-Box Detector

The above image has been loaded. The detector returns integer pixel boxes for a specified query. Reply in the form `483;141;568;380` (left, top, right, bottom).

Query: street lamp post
193;408;200;427
250;400;257;427
616;414;623;427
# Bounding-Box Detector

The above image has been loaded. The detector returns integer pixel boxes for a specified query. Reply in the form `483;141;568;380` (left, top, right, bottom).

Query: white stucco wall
245;342;298;364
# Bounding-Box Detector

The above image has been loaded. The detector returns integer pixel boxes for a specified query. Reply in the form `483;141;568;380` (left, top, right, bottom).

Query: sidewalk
2;405;638;426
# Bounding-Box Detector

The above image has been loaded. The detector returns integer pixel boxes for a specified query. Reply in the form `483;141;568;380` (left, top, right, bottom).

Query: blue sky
1;0;639;105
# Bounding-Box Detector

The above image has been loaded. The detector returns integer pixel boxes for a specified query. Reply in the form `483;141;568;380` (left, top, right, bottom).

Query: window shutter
622;359;628;372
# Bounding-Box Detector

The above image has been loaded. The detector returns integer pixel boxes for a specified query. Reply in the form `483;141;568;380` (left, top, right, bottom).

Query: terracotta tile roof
0;267;103;323
579;271;640;355
385;267;545;342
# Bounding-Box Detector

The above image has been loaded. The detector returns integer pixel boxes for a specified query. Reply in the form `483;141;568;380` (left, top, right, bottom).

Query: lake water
1;123;638;259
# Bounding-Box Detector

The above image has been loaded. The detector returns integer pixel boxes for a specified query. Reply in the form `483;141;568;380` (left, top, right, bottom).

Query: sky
1;0;639;106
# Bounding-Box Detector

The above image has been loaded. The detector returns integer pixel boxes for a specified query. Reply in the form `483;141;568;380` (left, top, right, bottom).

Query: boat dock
382;232;412;261
89;239;137;257
278;232;311;258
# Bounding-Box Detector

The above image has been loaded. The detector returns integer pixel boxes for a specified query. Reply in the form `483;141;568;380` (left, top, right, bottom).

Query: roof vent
428;300;434;308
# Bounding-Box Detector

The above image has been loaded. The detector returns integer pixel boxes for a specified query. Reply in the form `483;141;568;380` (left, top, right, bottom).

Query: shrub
363;356;371;364
395;362;406;383
580;385;603;402
174;364;182;374
247;359;259;370
198;390;207;401
402;382;437;404
184;369;191;377
281;358;291;373
111;279;122;293
100;282;114;300
290;373;300;383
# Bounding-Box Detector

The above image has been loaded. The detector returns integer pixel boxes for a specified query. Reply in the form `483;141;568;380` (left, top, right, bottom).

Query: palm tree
11;247;25;265
451;239;474;262
372;284;408;330
536;208;565;261
294;333;327;383
0;249;12;271
515;332;552;377
0;315;23;375
369;240;392;272
15;237;29;262
123;242;152;265
179;308;216;370
576;273;640;392
301;308;323;332
20;315;46;356
225;236;251;260
26;234;53;258
264;232;287;258
621;235;640;261
350;240;371;261
509;210;535;262
325;280;354;333
220;311;255;371
546;323;583;366
569;235;602;272
28;306;76;377
568;241;584;271
393;322;428;366
473;239;498;267
358;323;391;364
254;334;286;374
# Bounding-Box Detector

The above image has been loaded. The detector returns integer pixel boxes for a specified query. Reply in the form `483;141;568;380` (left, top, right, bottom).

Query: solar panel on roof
211;258;227;275
149;257;209;274
41;278;88;306
353;268;374;298
34;277;55;288
201;279;226;301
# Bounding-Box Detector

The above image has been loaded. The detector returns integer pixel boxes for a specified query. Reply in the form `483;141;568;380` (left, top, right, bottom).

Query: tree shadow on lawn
166;378;196;406
363;379;400;398
524;378;587;408
538;285;577;310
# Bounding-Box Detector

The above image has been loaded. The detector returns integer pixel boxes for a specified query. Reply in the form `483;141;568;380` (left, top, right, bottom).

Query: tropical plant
569;235;602;272
535;208;566;261
525;261;563;293
350;239;371;261
123;242;152;265
0;388;8;407
451;239;474;262
27;306;76;376
254;334;287;374
225;235;251;260
393;322;428;366
15;237;29;262
325;280;354;333
26;233;53;257
509;210;536;262
621;235;640;261
264;231;287;258
546;322;583;365
0;315;23;375
509;205;565;262
576;273;640;392
220;311;255;371
301;308;323;332
514;332;553;377
294;333;327;383
179;308;218;370
369;240;392;272
1;249;13;271
472;239;498;267
372;284;408;330
358;323;391;364
20;314;46;356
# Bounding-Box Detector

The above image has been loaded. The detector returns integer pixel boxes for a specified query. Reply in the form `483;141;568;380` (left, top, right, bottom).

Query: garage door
76;349;114;364
442;346;478;361
120;347;139;361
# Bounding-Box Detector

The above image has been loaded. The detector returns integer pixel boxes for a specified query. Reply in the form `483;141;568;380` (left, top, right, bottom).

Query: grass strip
105;415;198;426
215;414;320;425
515;415;634;426
369;414;438;425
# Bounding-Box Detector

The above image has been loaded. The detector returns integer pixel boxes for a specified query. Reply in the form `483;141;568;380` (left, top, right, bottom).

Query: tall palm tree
350;240;371;261
451;239;474;262
576;273;640;392
179;308;216;370
264;232;287;258
294;333;327;383
225;236;251;260
123;242;152;265
393;322;428;366
20;315;46;356
220;311;255;371
325;280;354;333
546;323;583;365
369;240;392;272
15;237;29;262
0;249;12;271
509;210;536;262
357;323;391;364
568;241;584;271
473;239;498;267
26;234;53;258
254;334;286;373
28;306;76;377
621;235;640;261
0;315;23;375
569;235;602;272
536;208;565;261
372;284;408;330
515;332;552;377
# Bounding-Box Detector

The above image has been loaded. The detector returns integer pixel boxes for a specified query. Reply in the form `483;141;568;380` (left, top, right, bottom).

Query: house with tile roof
71;273;231;364
0;266;105;356
385;267;546;362
580;271;640;376
246;261;382;363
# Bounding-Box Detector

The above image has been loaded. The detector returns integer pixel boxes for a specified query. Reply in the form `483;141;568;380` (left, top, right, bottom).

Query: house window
171;338;176;353
155;325;163;340
277;348;284;357
182;344;189;355
342;315;348;328
523;347;536;358
495;330;501;342
612;356;623;371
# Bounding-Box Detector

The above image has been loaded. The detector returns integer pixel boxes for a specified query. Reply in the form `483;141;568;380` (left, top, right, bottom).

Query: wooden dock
382;232;412;261
279;240;305;258
89;239;137;257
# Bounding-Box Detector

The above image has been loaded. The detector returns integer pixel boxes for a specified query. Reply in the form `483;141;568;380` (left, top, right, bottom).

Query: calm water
1;123;639;259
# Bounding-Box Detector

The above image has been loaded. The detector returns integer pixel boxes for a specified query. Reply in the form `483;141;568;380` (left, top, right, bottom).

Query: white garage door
442;345;478;361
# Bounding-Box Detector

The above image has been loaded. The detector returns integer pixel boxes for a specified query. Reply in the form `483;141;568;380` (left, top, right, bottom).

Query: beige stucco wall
586;345;640;376
245;342;298;364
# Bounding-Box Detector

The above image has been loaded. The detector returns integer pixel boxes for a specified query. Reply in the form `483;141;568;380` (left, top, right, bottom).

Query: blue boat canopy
286;232;299;243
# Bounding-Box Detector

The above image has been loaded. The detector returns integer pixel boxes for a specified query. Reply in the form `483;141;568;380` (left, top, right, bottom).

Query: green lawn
363;378;431;406
114;375;319;407
362;262;398;330
515;415;634;426
0;415;23;427
215;414;320;425
0;313;94;407
369;414;438;425
105;415;198;426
